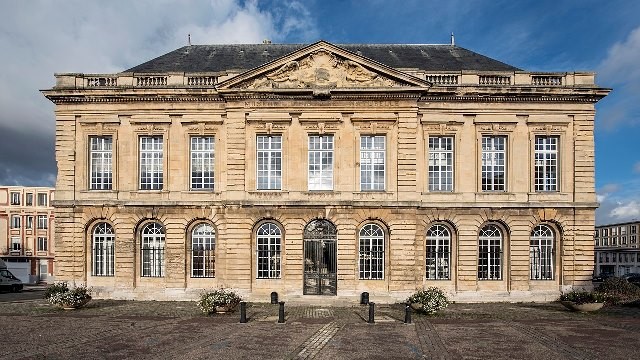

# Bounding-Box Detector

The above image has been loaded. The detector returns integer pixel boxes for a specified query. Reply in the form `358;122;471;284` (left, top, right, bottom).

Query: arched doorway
303;219;337;295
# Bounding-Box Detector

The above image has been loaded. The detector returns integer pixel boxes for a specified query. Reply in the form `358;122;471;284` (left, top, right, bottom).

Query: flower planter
60;297;92;310
214;303;238;314
560;301;603;312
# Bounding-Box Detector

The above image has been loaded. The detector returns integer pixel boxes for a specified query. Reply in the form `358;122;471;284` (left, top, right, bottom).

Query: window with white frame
139;136;163;190
256;222;281;278
37;193;47;207
93;223;114;276
308;135;334;190
11;237;20;251
428;136;454;191
11;215;20;229
481;136;506;191
26;193;33;206
141;222;165;277
478;224;502;280
360;136;385;191
359;223;385;279
26;216;33;229
530;224;554;280
191;223;216;278
534;136;558;192
90;136;113;190
37;237;48;252
10;192;20;205
190;136;215;190
37;215;48;229
426;224;451;279
257;135;282;190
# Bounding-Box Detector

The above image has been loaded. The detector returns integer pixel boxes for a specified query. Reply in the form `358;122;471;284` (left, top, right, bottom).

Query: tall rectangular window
308;135;334;191
37;237;48;252
26;193;33;206
90;136;113;190
10;192;20;205
428;136;454;191
37;193;48;207
481;136;506;191
257;135;282;190
534;136;558;192
360;135;385;191
26;216;33;229
139;136;163;190
37;215;48;229
11;237;20;251
190;136;215;190
11;215;21;229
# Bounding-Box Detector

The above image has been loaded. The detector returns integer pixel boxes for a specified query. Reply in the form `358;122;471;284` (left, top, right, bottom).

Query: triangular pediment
217;41;431;91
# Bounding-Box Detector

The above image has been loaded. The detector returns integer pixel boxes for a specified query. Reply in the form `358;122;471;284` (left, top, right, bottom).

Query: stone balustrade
53;71;596;89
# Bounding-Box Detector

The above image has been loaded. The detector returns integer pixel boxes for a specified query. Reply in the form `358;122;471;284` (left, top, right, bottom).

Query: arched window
92;222;114;276
191;223;216;278
530;224;555;280
426;224;451;280
478;224;502;280
359;223;385;279
256;222;282;279
141;222;165;277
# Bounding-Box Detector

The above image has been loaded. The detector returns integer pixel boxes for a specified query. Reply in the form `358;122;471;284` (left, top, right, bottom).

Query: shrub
197;288;242;314
44;282;69;300
559;290;606;304
47;284;92;308
407;287;449;314
595;277;640;305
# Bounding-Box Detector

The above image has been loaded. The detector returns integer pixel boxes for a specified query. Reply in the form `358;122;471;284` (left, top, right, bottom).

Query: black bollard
368;302;375;324
278;301;285;323
240;301;247;323
404;303;412;324
270;291;278;304
360;292;369;305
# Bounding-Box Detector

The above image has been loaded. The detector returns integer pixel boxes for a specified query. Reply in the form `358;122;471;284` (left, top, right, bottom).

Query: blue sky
0;0;638;224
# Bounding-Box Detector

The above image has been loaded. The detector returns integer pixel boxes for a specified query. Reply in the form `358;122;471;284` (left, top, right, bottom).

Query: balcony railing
53;72;595;89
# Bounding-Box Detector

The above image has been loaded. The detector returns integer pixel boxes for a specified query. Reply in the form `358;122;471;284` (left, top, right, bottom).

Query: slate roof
124;43;521;73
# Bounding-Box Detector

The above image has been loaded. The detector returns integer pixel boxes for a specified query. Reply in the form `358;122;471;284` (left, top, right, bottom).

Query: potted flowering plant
407;287;449;314
45;283;92;310
197;288;242;315
559;290;606;312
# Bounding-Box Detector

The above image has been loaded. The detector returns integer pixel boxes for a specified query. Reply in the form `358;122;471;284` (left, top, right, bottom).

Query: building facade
0;186;55;283
594;221;640;277
42;41;609;302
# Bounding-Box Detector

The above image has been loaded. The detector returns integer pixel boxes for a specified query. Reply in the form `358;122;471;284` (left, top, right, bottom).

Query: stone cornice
53;199;599;209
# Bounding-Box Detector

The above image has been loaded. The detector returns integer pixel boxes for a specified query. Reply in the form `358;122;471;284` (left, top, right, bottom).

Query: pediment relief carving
237;50;409;90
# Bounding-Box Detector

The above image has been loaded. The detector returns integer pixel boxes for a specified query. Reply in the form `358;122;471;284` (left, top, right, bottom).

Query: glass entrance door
303;220;337;296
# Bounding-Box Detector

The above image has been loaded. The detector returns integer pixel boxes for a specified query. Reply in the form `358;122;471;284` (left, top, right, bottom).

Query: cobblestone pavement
1;299;639;359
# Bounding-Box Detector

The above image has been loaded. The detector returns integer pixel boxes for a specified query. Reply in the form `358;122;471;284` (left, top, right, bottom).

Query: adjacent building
0;186;55;283
42;41;609;302
594;221;640;277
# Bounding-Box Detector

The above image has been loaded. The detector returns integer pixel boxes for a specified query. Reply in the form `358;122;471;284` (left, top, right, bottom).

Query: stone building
0;186;55;283
42;41;609;302
594;221;640;277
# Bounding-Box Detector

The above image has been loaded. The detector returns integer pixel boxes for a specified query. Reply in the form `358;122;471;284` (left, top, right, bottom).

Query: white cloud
597;26;640;130
599;26;640;88
596;179;640;225
610;201;640;220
